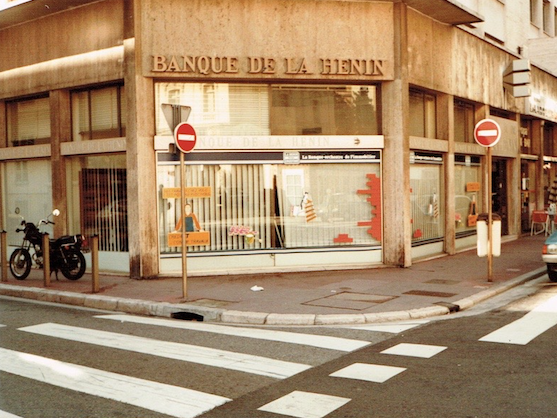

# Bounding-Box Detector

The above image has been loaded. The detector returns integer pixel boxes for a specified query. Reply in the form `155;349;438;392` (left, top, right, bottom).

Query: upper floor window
543;0;551;34
454;99;475;143
409;88;436;139
531;0;541;27
71;85;126;141
154;83;380;136
6;96;50;147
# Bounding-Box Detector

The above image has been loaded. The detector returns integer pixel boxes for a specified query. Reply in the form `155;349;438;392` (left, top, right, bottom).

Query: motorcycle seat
51;235;78;246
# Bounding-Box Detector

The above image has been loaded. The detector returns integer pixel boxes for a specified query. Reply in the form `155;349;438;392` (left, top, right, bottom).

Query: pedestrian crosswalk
0;347;230;418
479;293;557;345
2;296;557;418
0;313;387;418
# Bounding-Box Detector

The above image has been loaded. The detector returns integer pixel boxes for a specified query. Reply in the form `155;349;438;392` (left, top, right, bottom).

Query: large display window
454;155;482;236
157;152;382;254
410;152;444;244
66;155;128;252
4;160;52;246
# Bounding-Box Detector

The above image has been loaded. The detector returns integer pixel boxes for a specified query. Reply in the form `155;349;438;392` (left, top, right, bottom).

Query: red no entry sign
174;122;197;153
474;119;501;147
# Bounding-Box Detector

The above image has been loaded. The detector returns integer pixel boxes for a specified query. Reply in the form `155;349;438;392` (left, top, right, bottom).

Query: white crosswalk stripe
19;323;311;379
97;314;370;352
0;410;23;418
479;294;557;345
2;314;412;417
0;347;230;418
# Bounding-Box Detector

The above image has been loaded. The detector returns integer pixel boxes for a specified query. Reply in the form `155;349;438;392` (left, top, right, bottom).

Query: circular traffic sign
474;119;501;147
174;122;197;153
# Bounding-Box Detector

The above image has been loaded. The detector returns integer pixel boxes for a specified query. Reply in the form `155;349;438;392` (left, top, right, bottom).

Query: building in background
1;0;557;278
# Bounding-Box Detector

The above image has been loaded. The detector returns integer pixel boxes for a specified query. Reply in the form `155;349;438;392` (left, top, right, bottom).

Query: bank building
1;0;557;279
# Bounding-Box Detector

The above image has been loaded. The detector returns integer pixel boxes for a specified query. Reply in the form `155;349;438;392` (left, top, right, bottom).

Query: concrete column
382;1;411;267
50;89;71;236
438;94;455;254
0;101;5;231
533;119;545;209
507;113;521;237
124;0;159;279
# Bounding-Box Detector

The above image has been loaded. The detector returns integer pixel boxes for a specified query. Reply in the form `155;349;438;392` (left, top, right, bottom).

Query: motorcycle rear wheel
9;249;32;280
61;249;86;280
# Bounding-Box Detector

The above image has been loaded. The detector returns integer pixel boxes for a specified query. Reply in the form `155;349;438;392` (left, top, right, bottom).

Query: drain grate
424;279;460;285
403;290;457;298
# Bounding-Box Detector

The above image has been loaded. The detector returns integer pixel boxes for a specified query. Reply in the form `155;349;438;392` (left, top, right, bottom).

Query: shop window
66;155;128;252
155;83;380;136
410;152;444;243
4;160;52;246
544;123;556;157
409;89;436;139
454;156;482;236
71;85;126;141
520;119;533;154
7;96;51;146
454;99;475;143
158;155;382;253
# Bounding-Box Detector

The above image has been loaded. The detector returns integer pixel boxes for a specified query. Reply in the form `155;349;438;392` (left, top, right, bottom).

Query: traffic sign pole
173;122;197;300
487;146;493;282
181;152;188;299
474;118;501;283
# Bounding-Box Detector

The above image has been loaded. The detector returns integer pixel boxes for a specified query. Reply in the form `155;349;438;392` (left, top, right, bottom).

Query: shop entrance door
492;158;508;235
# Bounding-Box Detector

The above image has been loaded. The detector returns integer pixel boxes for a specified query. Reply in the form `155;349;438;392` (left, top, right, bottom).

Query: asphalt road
1;278;557;418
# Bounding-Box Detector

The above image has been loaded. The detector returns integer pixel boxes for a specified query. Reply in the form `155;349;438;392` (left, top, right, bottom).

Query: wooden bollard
92;235;99;293
42;233;50;287
1;231;7;282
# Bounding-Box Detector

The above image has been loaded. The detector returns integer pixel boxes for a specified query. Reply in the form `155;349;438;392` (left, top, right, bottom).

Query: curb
0;266;547;325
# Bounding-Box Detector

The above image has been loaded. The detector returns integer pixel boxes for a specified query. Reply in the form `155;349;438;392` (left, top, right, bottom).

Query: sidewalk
0;234;549;325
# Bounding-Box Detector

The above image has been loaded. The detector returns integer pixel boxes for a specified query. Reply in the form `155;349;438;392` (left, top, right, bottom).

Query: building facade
1;0;557;278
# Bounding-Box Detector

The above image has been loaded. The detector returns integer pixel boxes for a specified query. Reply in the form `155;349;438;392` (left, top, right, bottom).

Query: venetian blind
11;97;50;145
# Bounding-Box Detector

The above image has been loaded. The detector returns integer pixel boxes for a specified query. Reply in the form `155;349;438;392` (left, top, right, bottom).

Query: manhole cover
304;292;397;311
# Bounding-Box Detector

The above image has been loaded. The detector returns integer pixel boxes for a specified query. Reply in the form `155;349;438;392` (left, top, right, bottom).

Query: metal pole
43;233;50;287
487;147;493;282
92;235;99;293
1;231;7;282
180;152;188;299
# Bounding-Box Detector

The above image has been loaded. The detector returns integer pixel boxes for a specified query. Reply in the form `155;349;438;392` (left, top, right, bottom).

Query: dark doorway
492;158;508;235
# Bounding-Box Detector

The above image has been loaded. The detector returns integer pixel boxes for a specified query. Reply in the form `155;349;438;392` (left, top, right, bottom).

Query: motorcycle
9;209;87;281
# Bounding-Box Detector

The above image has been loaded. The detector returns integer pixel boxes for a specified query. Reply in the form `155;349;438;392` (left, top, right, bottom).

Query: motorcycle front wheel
61;249;86;280
9;248;32;280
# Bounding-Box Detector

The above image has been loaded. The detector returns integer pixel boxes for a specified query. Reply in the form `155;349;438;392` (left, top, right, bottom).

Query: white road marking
479;294;557;345
0;347;229;418
97;314;370;352
329;363;406;383
19;323;310;379
346;321;428;333
258;391;350;418
381;343;447;358
0;410;23;418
